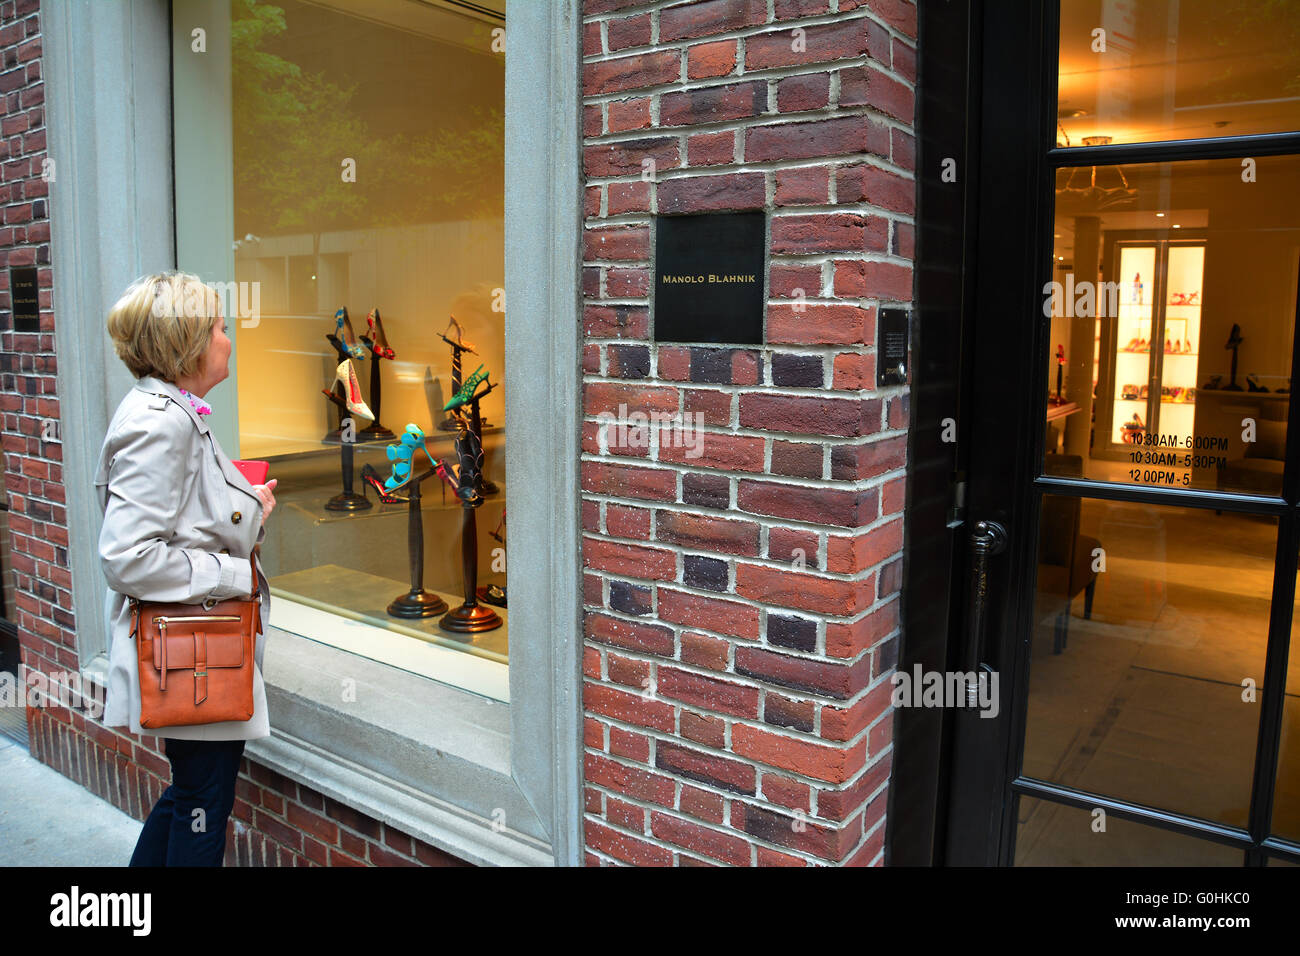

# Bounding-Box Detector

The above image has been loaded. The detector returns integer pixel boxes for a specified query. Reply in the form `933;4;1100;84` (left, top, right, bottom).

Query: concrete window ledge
251;626;553;867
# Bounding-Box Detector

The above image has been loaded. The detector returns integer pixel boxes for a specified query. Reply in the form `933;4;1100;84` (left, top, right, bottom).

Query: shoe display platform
251;429;508;665
269;564;508;663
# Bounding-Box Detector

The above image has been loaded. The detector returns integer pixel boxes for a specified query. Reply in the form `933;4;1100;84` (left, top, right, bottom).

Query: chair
1216;401;1286;502
1038;454;1101;653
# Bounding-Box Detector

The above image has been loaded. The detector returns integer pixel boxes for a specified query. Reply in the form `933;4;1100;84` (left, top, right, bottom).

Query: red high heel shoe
364;308;395;361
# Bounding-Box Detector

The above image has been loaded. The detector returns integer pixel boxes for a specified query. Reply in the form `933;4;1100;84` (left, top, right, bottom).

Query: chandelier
1055;134;1137;211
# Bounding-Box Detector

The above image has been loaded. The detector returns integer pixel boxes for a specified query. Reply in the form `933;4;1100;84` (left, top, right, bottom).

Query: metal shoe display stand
321;330;381;512
440;382;502;634
320;387;373;513
386;463;450;619
357;327;396;442
436;333;499;495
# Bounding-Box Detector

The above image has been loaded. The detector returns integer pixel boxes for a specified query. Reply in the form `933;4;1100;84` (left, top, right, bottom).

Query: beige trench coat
94;375;271;740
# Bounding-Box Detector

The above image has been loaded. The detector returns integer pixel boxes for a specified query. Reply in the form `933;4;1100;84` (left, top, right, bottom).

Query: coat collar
134;375;211;436
132;375;259;497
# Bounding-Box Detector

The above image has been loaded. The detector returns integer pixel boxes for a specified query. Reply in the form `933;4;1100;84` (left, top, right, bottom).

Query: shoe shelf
1107;241;1204;450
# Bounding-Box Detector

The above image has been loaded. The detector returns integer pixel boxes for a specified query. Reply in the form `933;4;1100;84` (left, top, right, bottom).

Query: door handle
963;519;1008;706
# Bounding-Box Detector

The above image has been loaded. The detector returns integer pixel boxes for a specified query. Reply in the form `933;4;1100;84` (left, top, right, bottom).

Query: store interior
1020;0;1300;862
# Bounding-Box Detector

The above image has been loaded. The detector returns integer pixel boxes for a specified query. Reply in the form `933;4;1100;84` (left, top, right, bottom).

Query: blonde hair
106;271;221;382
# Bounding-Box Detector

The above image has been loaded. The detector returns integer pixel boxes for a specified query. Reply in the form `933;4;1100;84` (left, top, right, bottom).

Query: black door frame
893;0;1300;866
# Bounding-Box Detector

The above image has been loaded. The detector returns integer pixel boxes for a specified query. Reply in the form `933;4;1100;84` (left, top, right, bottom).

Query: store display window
172;0;509;698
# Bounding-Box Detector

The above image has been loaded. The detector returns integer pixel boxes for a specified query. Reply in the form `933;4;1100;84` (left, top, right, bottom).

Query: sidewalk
0;730;141;866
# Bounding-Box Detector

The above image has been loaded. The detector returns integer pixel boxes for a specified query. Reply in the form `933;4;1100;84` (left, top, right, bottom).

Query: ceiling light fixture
1056;134;1136;211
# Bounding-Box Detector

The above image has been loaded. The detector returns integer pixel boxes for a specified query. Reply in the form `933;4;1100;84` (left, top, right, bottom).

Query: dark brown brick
683;554;729;592
764;693;816;732
770;439;822;479
656;741;757;795
609;579;653;615
681;472;731;508
662;80;766;128
771;352;824;387
735;645;871;698
767;613;818;652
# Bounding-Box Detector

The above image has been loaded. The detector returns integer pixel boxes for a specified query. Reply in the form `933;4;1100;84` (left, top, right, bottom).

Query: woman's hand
251;477;277;523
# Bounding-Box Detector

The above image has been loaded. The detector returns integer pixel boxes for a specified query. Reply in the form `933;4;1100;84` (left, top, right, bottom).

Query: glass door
945;0;1300;866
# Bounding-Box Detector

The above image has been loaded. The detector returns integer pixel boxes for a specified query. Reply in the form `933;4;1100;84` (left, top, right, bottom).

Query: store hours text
1128;433;1228;484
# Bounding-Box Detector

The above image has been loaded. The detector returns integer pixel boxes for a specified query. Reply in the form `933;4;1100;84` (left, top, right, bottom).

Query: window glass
1043;154;1300;494
1015;796;1243;865
1272;557;1300;841
1057;0;1300;147
1024;497;1271;828
173;0;508;696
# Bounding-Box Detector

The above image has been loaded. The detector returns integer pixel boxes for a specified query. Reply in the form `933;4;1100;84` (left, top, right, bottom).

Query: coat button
231;511;242;524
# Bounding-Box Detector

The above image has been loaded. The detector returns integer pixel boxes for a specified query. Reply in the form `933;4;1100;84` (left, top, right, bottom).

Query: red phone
232;459;270;486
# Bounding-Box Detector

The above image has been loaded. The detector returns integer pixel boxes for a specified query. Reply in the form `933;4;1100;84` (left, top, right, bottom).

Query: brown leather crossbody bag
128;551;262;728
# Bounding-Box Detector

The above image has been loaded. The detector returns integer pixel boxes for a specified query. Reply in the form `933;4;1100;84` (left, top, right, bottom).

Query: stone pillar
1065;215;1101;457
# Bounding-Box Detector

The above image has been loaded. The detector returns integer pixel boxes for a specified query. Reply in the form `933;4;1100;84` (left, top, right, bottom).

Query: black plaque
877;307;909;385
654;211;765;345
10;266;38;332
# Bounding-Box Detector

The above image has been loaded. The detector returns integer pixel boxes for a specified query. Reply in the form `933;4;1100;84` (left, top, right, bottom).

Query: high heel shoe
382;424;454;494
440;316;478;355
363;308;395;360
323;358;374;421
334;307;366;360
361;462;405;503
443;364;489;411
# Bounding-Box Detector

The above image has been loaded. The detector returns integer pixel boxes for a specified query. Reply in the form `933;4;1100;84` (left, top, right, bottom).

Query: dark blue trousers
129;737;245;867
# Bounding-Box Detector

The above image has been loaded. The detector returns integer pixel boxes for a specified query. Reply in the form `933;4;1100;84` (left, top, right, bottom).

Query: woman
93;271;278;867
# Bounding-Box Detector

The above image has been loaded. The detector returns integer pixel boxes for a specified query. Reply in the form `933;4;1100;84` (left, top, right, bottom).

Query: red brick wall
4;0;465;868
580;0;915;865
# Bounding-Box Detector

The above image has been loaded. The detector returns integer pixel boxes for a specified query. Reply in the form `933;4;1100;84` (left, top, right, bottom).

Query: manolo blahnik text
660;273;757;284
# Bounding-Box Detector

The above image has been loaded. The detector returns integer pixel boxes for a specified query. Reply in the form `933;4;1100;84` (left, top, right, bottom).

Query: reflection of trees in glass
1200;0;1300;99
231;0;504;242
